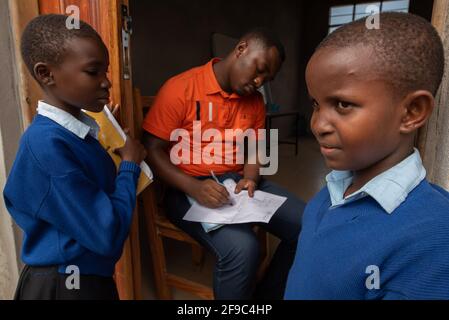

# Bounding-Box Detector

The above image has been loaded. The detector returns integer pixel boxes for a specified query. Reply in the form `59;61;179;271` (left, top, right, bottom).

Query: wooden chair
133;88;270;300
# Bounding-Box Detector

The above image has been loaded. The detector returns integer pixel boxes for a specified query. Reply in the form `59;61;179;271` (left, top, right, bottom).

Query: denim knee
216;234;260;274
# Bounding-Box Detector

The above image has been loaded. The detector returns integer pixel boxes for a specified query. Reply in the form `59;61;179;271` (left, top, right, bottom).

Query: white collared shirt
37;101;100;140
326;148;426;214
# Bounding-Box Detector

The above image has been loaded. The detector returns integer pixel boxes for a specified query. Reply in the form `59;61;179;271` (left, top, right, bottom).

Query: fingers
207;193;226;208
210;187;229;205
234;180;256;197
210;181;230;197
107;102;120;116
112;104;120;116
234;183;242;194
248;183;255;198
203;180;230;206
199;189;223;208
235;180;247;194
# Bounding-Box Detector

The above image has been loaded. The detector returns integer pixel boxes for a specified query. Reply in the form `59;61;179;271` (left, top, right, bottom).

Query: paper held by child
85;106;153;195
183;179;287;225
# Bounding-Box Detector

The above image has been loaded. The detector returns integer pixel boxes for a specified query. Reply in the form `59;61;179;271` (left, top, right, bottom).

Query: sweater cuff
119;161;141;178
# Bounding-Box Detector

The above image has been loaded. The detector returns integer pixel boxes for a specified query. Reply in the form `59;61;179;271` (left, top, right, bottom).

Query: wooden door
37;0;141;300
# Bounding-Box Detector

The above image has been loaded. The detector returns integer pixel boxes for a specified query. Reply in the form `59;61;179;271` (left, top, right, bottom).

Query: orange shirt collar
205;58;241;99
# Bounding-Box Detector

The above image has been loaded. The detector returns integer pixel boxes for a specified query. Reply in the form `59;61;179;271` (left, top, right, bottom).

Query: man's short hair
317;12;445;96
21;14;104;78
240;27;286;63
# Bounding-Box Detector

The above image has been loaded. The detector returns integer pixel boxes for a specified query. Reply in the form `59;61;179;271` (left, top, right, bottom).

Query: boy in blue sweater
285;12;449;300
3;14;146;299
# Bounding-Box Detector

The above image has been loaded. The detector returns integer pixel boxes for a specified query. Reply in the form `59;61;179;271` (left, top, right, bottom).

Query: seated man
143;28;305;299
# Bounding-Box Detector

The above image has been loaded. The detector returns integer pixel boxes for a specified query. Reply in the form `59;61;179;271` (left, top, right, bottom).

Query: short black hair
240;27;286;63
21;14;105;79
317;12;445;96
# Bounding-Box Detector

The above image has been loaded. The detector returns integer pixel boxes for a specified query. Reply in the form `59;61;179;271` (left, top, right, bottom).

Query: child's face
306;45;405;173
48;37;111;113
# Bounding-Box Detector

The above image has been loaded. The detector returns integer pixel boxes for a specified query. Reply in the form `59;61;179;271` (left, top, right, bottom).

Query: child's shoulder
19;116;82;173
399;181;449;252
400;180;449;237
429;182;449;201
409;179;449;212
312;186;332;202
23;115;74;149
302;186;332;214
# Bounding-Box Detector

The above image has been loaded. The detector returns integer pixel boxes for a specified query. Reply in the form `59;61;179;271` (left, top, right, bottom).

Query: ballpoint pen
210;170;234;206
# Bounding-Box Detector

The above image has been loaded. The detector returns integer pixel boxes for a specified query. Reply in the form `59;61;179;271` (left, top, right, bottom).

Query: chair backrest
133;87;155;140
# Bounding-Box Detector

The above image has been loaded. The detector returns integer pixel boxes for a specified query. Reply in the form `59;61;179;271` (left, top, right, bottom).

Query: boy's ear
399;90;434;134
235;40;248;58
33;63;55;87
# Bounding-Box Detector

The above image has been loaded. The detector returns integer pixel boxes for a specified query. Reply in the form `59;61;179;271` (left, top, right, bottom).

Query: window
328;0;410;34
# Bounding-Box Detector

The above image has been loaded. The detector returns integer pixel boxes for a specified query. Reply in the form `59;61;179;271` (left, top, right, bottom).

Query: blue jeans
164;172;305;299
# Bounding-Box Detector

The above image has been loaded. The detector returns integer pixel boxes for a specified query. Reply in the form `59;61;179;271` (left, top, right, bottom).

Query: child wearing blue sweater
3;15;146;299
285;12;449;300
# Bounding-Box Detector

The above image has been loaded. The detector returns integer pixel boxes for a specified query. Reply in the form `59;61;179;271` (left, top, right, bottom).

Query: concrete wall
0;0;23;299
419;0;449;190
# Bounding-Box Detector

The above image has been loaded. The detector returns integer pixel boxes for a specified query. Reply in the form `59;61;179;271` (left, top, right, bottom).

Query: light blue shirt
326;148;426;214
37;100;100;140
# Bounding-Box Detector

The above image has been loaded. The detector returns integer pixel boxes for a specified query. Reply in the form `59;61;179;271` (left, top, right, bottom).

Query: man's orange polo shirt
142;58;266;177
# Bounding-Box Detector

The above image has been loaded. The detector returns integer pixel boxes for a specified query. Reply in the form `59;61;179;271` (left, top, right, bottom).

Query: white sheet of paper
183;179;287;225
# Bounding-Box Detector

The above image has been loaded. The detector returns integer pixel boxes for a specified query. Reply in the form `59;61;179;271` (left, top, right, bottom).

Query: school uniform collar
326;148;426;214
204;58;241;99
37;100;100;140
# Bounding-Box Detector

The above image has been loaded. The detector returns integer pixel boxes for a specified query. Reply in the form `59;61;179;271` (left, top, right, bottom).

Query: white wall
0;0;24;299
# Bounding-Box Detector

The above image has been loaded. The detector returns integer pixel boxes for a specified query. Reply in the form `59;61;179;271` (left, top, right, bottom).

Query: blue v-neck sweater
285;180;449;300
3;115;141;276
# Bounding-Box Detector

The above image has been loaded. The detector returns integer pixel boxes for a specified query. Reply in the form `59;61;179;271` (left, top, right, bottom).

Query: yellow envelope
85;107;153;195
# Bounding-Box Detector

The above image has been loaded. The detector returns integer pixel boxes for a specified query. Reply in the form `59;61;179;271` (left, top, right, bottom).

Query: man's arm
143;132;230;208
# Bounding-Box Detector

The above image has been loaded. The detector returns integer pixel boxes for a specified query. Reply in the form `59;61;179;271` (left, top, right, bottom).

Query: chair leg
149;233;172;299
142;187;172;299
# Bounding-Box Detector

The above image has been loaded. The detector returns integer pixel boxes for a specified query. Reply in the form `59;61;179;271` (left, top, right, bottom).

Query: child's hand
107;102;120;118
115;129;147;164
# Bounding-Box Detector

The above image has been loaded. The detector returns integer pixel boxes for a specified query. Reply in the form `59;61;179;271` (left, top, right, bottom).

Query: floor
139;135;330;299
